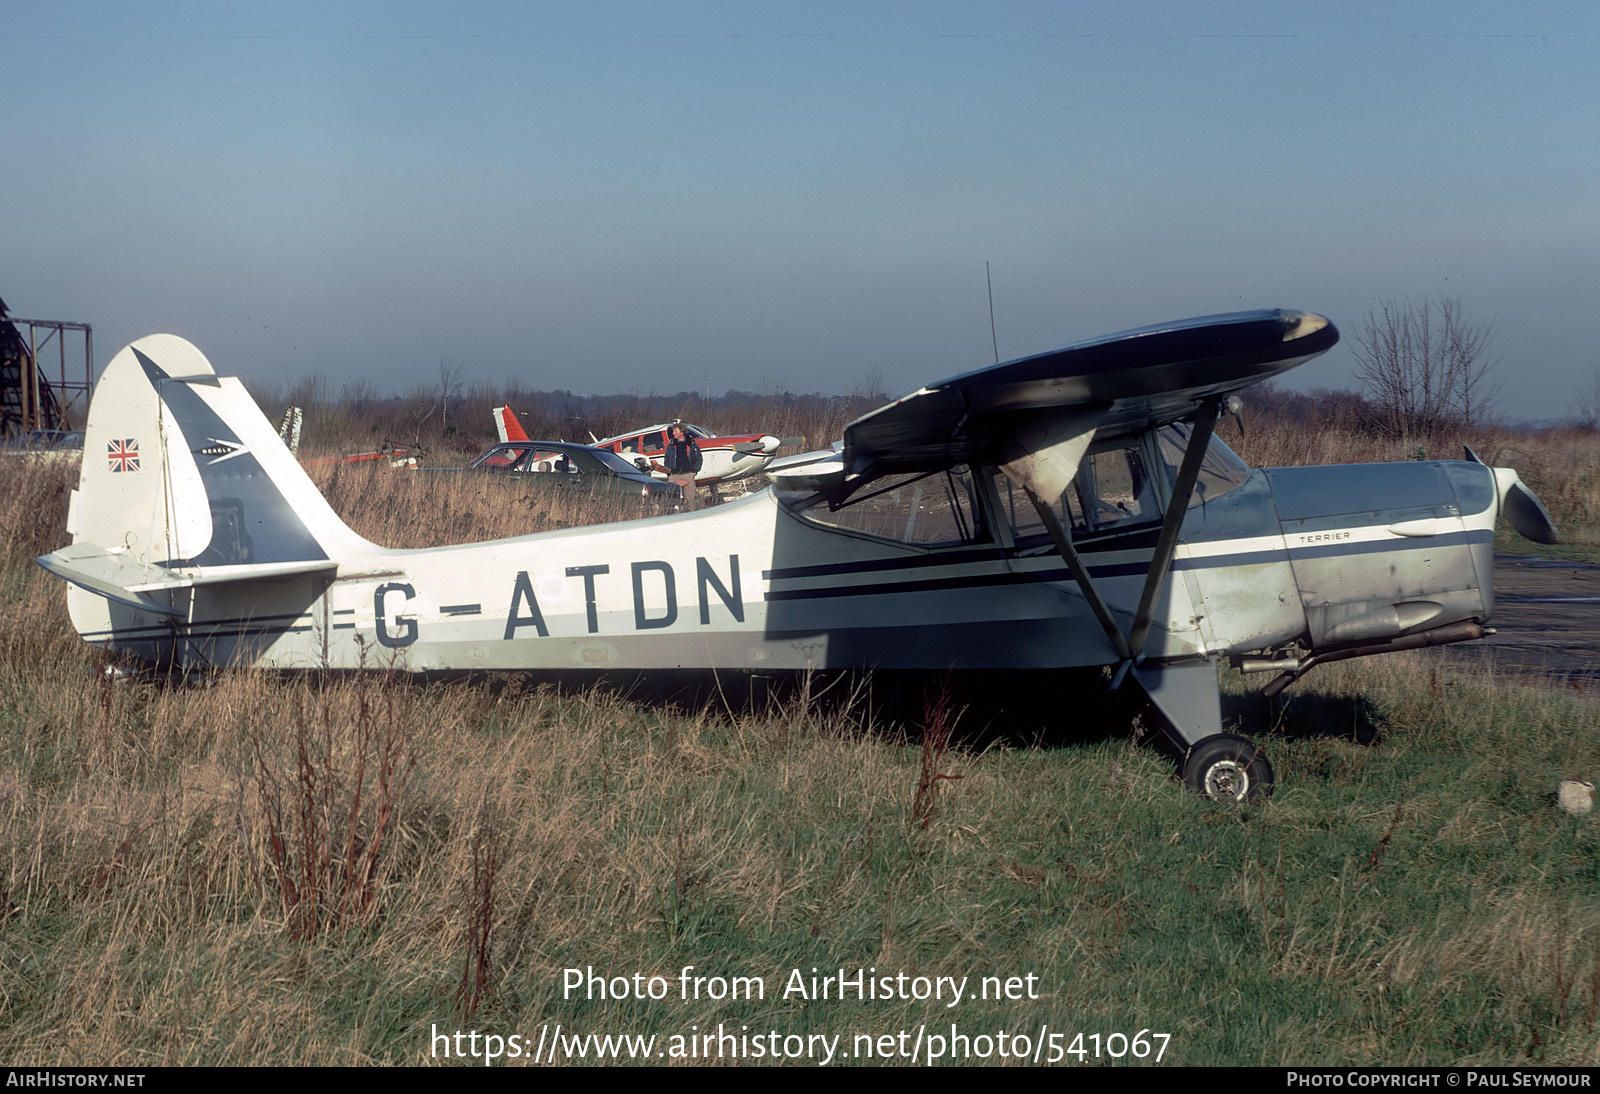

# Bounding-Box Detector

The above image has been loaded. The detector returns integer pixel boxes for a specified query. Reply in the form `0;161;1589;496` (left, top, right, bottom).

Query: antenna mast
986;262;999;364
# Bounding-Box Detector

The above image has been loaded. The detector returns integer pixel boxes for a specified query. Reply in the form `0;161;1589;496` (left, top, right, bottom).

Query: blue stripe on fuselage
762;529;1490;601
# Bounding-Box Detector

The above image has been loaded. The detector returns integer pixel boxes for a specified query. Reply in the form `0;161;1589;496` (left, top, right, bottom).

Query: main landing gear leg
1130;660;1274;802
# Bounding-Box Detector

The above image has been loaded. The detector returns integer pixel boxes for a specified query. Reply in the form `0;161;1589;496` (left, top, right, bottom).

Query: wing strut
1023;485;1132;663
997;407;1130;662
1127;396;1222;660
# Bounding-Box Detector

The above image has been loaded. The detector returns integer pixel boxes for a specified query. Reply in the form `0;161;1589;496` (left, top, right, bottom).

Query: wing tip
1281;310;1333;342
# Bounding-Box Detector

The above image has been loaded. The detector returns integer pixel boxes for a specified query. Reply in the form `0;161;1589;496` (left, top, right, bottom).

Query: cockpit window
1156;425;1251;507
778;466;987;548
994;428;1250;547
991;441;1162;545
1084;447;1161;528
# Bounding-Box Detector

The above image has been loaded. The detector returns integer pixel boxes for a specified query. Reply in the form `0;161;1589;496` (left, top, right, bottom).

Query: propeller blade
1469;448;1559;544
1505;479;1559;544
733;435;784;456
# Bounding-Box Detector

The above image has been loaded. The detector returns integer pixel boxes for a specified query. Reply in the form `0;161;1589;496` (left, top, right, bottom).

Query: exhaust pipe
1261;621;1489;698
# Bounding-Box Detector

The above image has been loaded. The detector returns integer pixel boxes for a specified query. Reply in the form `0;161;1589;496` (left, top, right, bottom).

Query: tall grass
307;461;673;548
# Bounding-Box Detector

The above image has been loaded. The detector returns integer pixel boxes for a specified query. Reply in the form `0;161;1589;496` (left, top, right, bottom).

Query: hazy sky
5;2;1598;418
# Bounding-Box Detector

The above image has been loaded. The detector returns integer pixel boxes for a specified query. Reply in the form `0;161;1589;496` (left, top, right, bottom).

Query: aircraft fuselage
70;435;1499;693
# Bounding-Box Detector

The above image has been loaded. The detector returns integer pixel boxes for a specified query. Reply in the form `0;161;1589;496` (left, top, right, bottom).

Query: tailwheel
1182;734;1274;802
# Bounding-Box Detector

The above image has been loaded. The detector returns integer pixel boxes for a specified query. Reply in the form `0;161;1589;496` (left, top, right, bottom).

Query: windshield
1156;425;1251;506
989;440;1163;545
467;444;530;470
992;427;1252;548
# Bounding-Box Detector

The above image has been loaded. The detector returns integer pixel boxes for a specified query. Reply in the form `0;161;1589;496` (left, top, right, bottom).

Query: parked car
443;440;683;508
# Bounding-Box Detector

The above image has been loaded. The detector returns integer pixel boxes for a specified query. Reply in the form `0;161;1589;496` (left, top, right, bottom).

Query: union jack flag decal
108;438;139;473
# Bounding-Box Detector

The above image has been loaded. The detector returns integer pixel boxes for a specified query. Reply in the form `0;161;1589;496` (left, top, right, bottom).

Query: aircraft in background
439;438;680;509
278;404;417;469
37;310;1557;801
494;406;798;486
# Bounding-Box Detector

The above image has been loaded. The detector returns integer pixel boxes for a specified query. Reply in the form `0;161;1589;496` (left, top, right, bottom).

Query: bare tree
438;357;465;431
1577;365;1600;431
1351;296;1500;437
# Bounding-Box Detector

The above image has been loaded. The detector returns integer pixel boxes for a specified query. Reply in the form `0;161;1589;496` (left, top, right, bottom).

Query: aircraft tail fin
494;405;530;443
42;334;375;633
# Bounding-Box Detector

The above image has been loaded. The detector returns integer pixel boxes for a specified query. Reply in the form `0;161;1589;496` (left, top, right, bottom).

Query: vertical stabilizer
494;405;530;443
63;335;377;644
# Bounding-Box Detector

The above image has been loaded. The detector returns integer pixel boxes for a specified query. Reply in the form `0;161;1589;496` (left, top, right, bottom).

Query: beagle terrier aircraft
38;309;1556;800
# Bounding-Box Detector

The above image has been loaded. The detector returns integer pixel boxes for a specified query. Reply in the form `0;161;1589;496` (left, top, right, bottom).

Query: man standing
663;423;703;511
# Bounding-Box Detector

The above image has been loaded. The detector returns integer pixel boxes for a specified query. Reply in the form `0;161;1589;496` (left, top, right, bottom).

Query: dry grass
307;460;669;548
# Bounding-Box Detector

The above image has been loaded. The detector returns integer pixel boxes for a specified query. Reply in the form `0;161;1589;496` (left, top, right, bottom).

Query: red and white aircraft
493;406;795;486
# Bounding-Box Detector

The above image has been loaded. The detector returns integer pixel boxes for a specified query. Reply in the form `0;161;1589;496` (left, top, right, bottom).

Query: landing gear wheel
1182;734;1274;802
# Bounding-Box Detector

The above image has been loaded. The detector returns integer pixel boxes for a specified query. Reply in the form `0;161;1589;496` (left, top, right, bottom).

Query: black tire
1182;734;1274;802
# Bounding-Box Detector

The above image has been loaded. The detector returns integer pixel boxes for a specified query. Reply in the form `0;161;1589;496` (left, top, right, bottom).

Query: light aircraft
37;310;1558;801
277;404;418;469
442;439;681;508
494;406;793;486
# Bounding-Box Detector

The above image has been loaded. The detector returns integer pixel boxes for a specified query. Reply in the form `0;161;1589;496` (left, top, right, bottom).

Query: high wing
828;309;1336;497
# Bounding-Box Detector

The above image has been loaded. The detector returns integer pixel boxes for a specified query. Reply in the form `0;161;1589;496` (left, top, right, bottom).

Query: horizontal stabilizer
39;542;338;615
